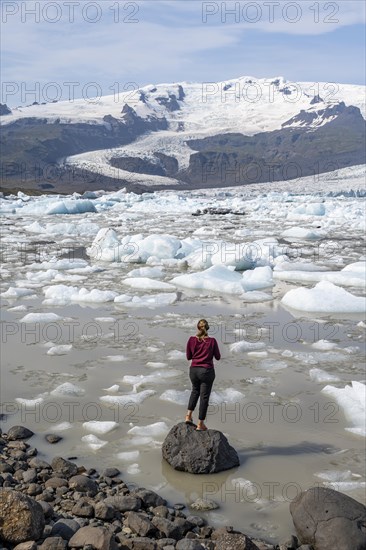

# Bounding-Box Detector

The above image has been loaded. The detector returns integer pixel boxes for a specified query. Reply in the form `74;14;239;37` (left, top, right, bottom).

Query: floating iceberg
321;381;366;437
281;281;366;313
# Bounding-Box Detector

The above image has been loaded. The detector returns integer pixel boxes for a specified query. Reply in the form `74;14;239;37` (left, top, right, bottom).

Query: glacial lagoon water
1;173;365;543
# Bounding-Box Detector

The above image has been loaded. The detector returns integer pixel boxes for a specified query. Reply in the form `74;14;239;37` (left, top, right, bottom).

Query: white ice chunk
211;389;245;404
50;383;85;397
311;340;338;351
309;368;341;383
127;463;141;474
114;294;132;303
20;312;62;323
322;481;366;492
127;421;169;437
321;381;366;437
115;293;177;308
282;226;325;241
274;260;328;272
315;470;353;482
159;389;191;405
1;287;35;298
29;258;89;271
242;266;274;291
122;277;176;291
289;203;326;216
117;451;140;461
103;384;120;392
258;359;288;371
167;350;186;361
241;291;273;302
15;397;44;406
46;199;97;215
43;285;118;305
102;355;127;362
82;421;119;434
274;260;366;288
81;434;107;450
230;341;266;353
122;369;182;390
127;266;164;278
247;351;268;358
341;261;366;274
25;220;99;236
282;281;366;313
231;478;261;498
100;389;156;406
47;345;72;356
171;265;245;295
7;305;27;311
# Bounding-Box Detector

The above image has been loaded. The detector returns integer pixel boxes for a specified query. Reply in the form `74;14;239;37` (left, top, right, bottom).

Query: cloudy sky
1;0;365;106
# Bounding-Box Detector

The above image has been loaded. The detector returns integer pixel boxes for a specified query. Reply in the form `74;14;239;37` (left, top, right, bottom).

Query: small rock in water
190;498;219;511
45;434;62;444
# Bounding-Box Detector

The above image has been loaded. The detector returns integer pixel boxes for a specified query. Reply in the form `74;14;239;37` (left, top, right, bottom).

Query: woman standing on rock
185;319;221;431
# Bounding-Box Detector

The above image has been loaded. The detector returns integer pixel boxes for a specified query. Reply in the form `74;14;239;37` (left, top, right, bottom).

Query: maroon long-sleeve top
186;336;221;369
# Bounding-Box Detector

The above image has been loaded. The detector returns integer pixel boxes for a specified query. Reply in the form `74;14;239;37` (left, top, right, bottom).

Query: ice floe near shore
43;285;118;305
82;421;119;434
100;389;156;406
171;265;274;296
19;312;63;323
321;381;366;437
274;261;366;288
281;281;366;313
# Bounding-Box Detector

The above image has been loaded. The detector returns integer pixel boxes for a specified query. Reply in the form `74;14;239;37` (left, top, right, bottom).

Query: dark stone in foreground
7;426;34;441
162;422;240;474
211;527;261;549
50;518;80;540
0;489;45;544
51;456;78;478
290;487;366;550
68;525;119;549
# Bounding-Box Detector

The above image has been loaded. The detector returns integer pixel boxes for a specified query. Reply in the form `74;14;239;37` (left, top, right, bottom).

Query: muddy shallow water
1;295;365;543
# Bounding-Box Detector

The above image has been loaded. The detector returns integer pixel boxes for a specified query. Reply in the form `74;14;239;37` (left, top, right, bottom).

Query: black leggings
187;367;215;421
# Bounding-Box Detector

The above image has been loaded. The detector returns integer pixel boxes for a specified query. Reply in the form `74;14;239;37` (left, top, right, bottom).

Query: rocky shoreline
1;426;365;550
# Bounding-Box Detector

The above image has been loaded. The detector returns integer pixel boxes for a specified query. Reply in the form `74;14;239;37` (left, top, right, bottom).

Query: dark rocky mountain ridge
1;79;365;194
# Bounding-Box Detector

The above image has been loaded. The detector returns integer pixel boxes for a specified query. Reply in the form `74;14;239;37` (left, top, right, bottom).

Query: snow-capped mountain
1;76;365;193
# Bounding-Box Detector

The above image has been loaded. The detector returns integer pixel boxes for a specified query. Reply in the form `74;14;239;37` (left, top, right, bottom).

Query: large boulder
162;422;239;474
0;489;45;544
290;487;366;550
